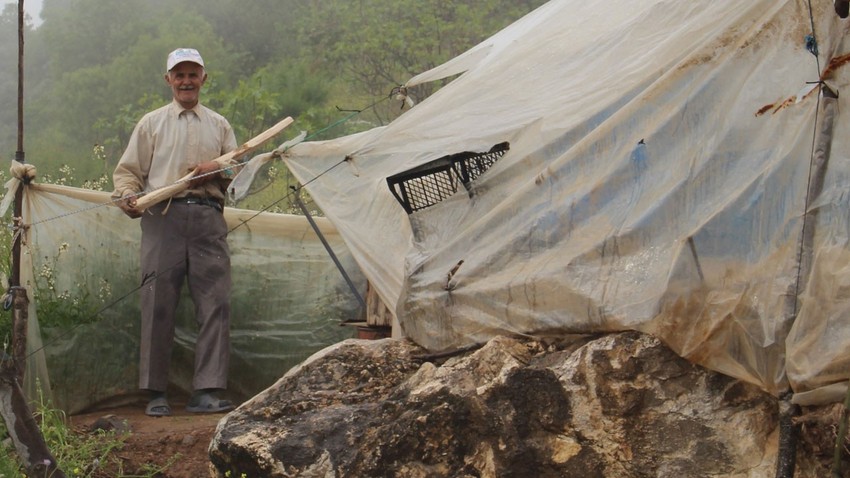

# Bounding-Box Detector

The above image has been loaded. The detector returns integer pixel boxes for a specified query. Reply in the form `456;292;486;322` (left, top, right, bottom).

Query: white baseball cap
166;48;205;71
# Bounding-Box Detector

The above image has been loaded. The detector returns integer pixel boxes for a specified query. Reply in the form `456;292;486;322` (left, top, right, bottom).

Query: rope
16;93;392;360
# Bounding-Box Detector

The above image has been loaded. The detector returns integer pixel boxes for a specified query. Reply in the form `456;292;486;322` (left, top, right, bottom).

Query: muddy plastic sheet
284;0;850;403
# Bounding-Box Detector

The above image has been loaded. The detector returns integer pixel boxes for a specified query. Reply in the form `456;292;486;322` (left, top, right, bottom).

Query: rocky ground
64;333;850;478
209;333;843;477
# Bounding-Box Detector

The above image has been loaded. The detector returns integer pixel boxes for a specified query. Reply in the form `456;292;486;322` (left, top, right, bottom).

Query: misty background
0;0;545;206
2;0;41;25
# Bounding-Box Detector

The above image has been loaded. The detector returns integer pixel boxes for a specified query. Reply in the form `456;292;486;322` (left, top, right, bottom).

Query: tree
27;3;236;178
297;0;547;124
0;0;547;184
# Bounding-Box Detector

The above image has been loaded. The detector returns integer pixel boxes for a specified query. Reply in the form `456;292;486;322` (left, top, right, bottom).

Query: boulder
210;331;830;477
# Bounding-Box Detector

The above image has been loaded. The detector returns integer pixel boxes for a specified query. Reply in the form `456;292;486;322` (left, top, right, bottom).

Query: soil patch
70;396;226;477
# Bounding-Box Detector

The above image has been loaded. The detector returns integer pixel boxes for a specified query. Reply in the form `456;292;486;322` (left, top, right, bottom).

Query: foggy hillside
0;0;545;188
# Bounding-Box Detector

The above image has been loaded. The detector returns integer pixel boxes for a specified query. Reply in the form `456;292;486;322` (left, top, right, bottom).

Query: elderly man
112;48;238;416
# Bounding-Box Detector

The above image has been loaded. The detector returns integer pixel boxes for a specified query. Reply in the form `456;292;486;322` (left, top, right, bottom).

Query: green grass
0;383;130;477
0;382;186;478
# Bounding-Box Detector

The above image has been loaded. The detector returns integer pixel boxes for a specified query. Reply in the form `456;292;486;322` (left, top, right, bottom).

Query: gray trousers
138;201;231;392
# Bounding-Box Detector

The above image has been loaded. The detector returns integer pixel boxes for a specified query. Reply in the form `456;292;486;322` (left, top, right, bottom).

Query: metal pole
290;186;366;309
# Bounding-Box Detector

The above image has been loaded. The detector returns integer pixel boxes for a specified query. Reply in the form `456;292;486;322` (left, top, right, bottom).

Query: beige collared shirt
112;100;238;202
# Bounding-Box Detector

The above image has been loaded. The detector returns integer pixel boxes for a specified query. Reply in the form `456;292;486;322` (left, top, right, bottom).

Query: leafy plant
0;383;131;478
0;380;192;477
31;244;107;331
28;150;119;331
0;166;12;348
34;388;127;477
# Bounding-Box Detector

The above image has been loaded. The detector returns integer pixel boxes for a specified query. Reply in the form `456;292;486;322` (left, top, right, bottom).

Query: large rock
209;331;825;477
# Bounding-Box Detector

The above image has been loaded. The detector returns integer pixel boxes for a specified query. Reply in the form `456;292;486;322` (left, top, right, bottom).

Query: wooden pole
11;0;26;385
0;2;66;476
132;116;293;211
16;0;24;158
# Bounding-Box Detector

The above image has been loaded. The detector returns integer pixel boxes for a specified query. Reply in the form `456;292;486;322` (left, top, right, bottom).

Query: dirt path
70;396;226;477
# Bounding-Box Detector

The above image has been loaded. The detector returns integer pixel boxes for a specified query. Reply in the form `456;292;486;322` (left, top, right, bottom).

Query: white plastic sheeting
15;183;363;413
284;0;850;402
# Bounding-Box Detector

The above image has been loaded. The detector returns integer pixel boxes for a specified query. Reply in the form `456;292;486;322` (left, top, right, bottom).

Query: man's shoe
185;392;234;413
145;396;172;417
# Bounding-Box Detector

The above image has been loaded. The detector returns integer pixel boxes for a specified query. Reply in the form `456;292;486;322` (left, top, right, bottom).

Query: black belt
171;196;223;212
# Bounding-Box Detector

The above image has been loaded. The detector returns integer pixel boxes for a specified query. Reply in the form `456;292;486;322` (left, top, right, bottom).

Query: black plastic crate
387;142;509;214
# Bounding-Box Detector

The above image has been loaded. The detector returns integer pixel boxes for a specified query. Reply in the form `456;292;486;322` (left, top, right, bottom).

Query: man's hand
117;195;142;219
188;161;221;188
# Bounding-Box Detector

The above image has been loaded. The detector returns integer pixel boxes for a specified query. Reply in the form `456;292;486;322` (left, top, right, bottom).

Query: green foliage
0;441;22;477
28;6;235;174
0;150;113;348
229;161;319;215
0;0;546;196
28;151;118;333
0;165;11;348
296;0;545;124
0;381;182;477
34;393;126;477
0;383;133;477
32;250;103;330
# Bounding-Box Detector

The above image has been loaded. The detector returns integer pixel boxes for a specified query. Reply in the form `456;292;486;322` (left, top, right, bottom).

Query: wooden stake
11;287;26;386
132;116;294;211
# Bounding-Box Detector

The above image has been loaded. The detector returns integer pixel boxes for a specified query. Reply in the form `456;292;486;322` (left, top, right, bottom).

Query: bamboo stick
132;116;293;211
